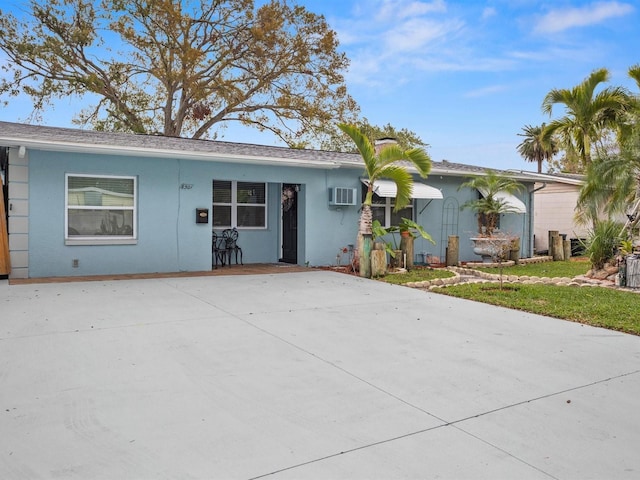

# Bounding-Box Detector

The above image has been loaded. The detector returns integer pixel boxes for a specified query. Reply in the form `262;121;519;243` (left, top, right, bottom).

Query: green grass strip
435;283;640;335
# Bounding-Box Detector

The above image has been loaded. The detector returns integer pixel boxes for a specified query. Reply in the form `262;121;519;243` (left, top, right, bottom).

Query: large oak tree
0;0;358;143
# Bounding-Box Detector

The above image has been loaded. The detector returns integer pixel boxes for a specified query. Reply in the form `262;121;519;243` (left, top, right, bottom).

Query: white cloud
533;1;634;34
382;18;463;54
481;7;497;20
344;55;383;86
337;0;515;87
463;84;509;98
336;0;465;85
375;0;447;21
411;54;516;73
508;43;606;64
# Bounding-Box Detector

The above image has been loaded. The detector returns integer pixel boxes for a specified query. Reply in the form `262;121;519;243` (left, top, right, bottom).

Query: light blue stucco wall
410;174;532;263
25;148;533;277
30;151;183;277
27;150;364;277
363;174;532;265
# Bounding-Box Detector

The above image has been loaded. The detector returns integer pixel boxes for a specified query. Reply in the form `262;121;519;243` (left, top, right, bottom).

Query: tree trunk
359;233;372;278
371;246;386;277
627;256;640;288
509;237;520;264
359;203;373;235
548;230;558;258
446;235;459;266
358;204;373;277
400;233;414;269
552;234;564;261
563;239;572;260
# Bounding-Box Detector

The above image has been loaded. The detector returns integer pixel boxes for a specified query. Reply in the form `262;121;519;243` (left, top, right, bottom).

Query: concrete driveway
1;271;639;479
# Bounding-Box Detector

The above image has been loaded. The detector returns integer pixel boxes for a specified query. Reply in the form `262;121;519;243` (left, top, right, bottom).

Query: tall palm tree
517;123;558;173
577;149;640;228
338;123;432;277
576;65;640;232
541;68;631;170
459;170;524;236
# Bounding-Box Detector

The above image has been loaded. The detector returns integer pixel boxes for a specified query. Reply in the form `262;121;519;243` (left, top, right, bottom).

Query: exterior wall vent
328;187;357;206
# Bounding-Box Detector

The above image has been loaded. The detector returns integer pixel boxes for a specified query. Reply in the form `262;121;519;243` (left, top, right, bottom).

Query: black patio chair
212;231;226;268
222;228;243;265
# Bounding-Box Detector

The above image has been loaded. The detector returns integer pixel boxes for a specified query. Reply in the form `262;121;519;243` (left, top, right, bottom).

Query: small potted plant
373;218;434;270
397;217;434;240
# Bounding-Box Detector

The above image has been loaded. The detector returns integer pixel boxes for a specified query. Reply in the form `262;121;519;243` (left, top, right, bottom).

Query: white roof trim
2;137;341;169
479;188;527;214
506;170;584;185
362;179;443;199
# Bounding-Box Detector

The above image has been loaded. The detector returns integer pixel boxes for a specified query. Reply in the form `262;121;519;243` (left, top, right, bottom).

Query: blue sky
1;0;639;171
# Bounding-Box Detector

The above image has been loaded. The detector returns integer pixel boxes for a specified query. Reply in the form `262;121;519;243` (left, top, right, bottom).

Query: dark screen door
280;184;298;264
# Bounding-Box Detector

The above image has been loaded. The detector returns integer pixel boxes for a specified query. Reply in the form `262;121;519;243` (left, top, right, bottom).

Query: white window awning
362;179;443;199
479;188;527;214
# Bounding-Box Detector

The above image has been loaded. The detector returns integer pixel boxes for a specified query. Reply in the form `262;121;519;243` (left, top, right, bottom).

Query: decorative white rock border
464;255;553;269
405;265;621;291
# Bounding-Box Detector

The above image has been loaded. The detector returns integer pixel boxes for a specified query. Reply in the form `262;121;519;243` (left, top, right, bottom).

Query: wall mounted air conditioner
328;187;357;206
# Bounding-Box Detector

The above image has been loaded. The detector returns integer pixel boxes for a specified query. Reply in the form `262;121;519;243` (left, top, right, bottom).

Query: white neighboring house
524;172;587;254
530;171;637;255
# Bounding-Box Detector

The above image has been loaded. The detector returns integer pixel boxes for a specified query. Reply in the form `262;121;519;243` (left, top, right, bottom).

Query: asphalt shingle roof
0;121;551;182
0;121;359;166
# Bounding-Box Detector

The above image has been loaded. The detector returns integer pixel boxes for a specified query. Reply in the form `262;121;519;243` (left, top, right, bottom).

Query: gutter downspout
529;182;547;257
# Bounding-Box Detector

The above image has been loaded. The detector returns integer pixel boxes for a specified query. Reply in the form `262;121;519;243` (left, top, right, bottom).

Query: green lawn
435;283;639;335
376;259;640;336
475;258;591;278
379;267;454;285
380;259;589;285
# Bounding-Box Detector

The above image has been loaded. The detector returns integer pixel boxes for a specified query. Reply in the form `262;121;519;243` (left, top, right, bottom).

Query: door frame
280;183;299;264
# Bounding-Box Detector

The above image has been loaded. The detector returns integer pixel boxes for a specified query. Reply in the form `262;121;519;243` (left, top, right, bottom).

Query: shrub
584;220;623;270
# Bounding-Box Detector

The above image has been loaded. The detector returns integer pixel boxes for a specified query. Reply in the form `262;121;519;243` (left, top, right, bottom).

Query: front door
280;184;298;264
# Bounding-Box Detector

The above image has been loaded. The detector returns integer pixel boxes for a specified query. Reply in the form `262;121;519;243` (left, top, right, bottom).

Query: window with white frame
366;190;413;227
66;174;136;243
212;180;267;228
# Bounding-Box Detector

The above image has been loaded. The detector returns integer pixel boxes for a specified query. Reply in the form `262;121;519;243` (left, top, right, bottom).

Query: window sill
65;238;138;246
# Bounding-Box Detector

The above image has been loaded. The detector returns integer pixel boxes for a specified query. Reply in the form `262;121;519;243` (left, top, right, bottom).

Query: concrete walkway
1;271;639;479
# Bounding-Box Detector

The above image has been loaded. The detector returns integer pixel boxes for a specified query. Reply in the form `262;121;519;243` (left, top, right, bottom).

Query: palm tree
459;170;524;237
541;68;631;170
338;123;432;277
577;149;640;229
517;123;558;173
576;65;640;232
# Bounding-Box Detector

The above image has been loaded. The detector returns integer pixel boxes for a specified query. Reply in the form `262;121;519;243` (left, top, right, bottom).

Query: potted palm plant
395;218;435;269
459;170;524;262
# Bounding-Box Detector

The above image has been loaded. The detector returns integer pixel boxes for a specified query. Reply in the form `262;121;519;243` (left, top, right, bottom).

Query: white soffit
362;179;443;199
